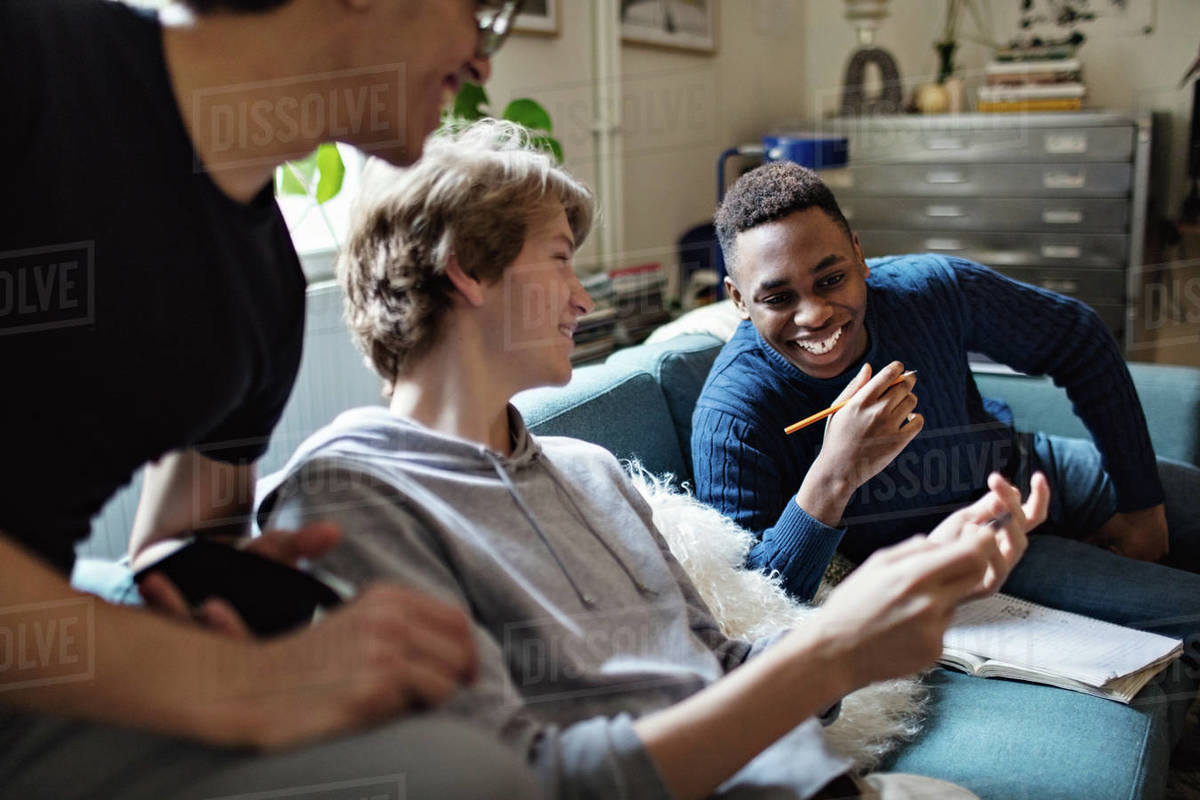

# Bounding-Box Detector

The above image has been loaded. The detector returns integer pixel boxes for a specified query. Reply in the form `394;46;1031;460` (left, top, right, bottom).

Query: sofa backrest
973;364;1200;467
516;334;1200;488
514;363;690;481
515;334;724;486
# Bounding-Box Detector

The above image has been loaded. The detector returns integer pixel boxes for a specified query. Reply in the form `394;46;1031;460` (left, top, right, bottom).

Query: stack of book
609;263;672;346
979;54;1085;112
571;273;618;365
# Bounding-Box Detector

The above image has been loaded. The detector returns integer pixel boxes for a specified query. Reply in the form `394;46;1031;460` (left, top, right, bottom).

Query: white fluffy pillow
627;465;928;772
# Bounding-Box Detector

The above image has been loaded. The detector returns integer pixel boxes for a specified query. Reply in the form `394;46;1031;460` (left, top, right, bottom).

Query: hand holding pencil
786;368;919;434
793;362;924;527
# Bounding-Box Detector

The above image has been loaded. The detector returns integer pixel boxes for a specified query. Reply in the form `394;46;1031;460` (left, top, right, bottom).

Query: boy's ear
445;252;485;307
852;233;869;279
725;277;750;320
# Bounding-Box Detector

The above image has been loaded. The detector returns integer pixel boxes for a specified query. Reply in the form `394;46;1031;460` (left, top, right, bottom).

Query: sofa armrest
971;362;1200;467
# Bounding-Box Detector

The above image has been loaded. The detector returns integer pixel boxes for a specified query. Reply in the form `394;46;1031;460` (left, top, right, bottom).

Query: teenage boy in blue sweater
692;161;1200;659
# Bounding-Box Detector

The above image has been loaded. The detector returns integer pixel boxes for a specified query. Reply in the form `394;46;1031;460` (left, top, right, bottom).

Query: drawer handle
1042;209;1085;224
1043;171;1087;190
1045;133;1089;154
925;205;965;218
1039;279;1080;293
925;238;964;251
926;136;966;151
926;170;966;184
1041;245;1082;259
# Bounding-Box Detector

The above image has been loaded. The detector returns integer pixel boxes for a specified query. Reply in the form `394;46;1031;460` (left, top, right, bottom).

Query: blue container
762;133;849;169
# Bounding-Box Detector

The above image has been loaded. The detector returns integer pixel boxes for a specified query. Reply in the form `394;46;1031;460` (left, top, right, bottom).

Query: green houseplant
442;82;563;162
272;84;560;252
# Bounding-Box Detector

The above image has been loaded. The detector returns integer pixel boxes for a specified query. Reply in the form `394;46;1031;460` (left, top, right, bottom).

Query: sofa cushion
606;334;724;484
514;363;689;481
884;668;1171;800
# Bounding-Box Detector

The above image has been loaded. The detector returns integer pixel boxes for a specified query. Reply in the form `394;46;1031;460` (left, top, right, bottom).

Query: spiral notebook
940;594;1183;704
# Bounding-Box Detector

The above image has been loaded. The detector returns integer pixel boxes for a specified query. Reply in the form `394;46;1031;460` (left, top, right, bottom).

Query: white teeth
796;325;843;355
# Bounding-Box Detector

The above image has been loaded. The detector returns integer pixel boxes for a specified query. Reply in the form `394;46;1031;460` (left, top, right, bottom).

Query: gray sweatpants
0;710;541;800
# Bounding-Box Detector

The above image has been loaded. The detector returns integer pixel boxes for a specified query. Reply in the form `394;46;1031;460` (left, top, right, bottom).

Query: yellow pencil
784;370;917;435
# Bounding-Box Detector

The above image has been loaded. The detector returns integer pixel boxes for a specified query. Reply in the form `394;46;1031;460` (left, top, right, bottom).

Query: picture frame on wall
620;0;716;54
514;0;559;36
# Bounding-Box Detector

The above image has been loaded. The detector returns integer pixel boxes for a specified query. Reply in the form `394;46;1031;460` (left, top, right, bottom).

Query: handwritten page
943;594;1182;686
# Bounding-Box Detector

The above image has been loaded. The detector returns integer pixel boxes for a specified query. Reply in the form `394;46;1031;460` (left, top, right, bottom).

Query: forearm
954;261;1163;509
795;460;854;527
747;499;845;601
633;626;850;800
129;450;255;567
2;533;248;744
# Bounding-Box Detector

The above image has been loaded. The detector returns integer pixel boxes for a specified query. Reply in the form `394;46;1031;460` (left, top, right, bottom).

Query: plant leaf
503;98;553;133
277;149;319;196
314;143;346;204
452;82;490;120
530;135;564;163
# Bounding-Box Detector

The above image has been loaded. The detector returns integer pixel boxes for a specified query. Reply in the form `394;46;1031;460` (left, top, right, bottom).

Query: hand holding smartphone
133;538;344;637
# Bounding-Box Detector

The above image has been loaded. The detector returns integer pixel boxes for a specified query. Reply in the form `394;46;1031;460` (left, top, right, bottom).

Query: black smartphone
133;538;344;637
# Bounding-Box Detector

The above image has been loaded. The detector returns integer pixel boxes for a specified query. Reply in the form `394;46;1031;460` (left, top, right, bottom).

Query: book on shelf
576;305;617;329
940;593;1182;704
978;98;1084;113
985;58;1081;86
612;273;668;294
995;44;1078;62
569;337;615;364
608;262;664;279
978;82;1086;102
610;263;668;295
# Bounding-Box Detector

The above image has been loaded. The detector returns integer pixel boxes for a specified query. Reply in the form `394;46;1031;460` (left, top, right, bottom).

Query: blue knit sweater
692;255;1164;600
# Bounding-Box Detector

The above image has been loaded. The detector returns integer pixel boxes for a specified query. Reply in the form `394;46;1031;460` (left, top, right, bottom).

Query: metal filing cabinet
776;112;1151;349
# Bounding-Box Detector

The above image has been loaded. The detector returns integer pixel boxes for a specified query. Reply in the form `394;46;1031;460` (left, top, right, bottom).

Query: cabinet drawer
842;125;1133;164
998;265;1127;304
840;198;1129;232
822;163;1132;197
858;230;1128;268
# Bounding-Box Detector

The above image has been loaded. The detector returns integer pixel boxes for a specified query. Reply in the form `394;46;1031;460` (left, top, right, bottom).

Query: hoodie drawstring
539;456;659;598
482;450;658;606
483;450;597;608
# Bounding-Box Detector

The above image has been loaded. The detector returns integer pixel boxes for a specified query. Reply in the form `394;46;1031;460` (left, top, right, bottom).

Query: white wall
799;0;1200;219
486;3;604;265
487;0;809;286
619;0;808;280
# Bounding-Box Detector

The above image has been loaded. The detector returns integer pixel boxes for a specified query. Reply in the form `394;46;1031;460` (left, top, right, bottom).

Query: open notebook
940;594;1183;704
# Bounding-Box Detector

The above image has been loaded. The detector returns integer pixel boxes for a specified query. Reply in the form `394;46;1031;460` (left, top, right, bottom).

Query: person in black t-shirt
0;1;542;797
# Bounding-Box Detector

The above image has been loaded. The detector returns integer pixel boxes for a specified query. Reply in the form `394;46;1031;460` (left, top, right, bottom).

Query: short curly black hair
715;161;852;279
186;0;292;13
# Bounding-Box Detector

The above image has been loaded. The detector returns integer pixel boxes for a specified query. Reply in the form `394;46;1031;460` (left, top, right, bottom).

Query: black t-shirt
0;0;306;572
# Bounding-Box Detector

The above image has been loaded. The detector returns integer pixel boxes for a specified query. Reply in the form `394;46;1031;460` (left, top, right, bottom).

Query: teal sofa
72;283;1200;799
513;333;1200;800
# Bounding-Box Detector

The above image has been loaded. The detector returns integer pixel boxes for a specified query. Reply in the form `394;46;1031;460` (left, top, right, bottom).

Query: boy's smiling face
726;207;871;380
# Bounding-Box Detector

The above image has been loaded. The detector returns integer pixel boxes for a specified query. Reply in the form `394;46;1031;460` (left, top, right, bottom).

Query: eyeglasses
475;0;525;61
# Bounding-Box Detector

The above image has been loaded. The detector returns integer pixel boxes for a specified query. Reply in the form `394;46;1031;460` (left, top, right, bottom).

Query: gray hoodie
261;406;850;799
